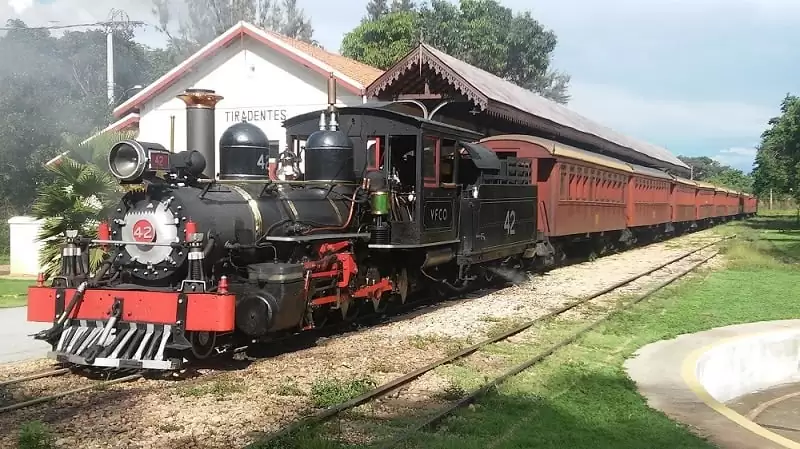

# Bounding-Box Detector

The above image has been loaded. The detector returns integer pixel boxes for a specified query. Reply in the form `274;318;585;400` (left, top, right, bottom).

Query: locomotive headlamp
108;140;170;182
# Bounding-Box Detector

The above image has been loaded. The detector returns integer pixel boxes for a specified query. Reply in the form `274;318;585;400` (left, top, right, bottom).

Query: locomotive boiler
26;75;541;371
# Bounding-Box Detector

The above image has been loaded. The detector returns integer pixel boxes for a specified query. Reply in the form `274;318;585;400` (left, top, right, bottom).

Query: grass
256;213;800;449
17;421;55;449
309;377;377;408
177;378;247;400
0;278;34;308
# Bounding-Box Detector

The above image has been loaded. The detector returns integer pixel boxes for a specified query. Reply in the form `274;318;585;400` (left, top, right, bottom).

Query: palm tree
31;129;135;278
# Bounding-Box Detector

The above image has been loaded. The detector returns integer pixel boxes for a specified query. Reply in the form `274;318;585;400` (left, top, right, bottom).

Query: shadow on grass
253;370;717;449
741;214;800;231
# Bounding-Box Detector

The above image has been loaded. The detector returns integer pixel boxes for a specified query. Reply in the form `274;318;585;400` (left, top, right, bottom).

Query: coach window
440;139;457;185
422;135;439;187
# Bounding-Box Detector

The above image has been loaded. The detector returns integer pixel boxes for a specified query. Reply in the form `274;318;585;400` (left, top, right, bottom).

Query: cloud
7;0;33;15
711;147;758;173
566;81;776;148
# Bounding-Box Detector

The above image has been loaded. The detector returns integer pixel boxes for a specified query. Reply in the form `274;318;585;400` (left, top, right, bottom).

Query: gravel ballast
0;230;725;448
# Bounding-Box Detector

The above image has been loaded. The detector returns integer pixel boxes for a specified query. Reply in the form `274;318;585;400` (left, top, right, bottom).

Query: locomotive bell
304;126;356;183
219;121;270;180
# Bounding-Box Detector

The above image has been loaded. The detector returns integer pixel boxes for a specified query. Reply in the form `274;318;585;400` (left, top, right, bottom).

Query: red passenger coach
672;177;698;223
742;194;758;215
695;181;716;220
627;164;673;228
727;190;740;216
479;135;630;236
713;187;728;217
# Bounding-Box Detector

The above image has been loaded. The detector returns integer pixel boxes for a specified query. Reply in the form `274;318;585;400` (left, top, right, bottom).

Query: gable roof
113;21;383;118
265;30;382;86
367;44;689;174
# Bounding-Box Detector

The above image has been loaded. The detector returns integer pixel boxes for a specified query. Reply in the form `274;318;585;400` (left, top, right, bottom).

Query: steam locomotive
26;78;539;370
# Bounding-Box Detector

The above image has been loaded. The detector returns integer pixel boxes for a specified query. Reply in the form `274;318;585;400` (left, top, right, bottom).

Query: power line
0;20;150;31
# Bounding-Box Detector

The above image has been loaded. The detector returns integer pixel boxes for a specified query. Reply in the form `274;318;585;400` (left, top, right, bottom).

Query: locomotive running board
48;321;181;370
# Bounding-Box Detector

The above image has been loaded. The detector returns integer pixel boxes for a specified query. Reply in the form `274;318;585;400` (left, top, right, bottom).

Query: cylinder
176;89;223;179
421;248;454;269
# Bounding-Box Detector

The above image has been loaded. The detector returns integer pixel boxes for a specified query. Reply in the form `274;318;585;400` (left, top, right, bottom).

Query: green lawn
259;214;800;449
0;278;33;308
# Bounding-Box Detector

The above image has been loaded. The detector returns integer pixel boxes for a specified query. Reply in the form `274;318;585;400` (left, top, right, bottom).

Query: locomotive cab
284;105;499;248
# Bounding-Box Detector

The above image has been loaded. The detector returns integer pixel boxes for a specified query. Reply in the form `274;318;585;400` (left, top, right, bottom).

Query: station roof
367;44;690;175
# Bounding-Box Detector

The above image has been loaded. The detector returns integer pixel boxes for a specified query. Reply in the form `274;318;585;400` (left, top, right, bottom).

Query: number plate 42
503;210;516;235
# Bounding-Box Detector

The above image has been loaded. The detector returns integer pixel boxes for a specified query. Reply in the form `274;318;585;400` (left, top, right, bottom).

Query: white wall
137;35;364;176
7;216;44;276
695;328;800;403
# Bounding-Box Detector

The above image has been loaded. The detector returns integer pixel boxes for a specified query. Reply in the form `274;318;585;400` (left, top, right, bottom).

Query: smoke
485;265;530;285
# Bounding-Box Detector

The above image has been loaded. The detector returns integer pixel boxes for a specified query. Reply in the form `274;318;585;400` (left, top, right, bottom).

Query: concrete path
625;320;800;449
0;306;50;364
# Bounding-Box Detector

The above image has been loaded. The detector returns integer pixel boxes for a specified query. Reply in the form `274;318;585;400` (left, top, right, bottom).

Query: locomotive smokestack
177;89;223;178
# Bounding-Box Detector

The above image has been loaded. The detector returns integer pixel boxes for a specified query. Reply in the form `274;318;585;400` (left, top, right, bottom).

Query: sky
4;0;800;174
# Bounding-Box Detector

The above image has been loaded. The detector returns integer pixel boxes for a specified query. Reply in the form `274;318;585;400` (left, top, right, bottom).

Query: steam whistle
323;73;338;131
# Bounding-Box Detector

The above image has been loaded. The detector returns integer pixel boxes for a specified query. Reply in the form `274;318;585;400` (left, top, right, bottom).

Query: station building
107;21;383;175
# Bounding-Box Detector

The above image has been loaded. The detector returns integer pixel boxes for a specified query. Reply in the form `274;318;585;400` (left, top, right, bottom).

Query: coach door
419;135;460;244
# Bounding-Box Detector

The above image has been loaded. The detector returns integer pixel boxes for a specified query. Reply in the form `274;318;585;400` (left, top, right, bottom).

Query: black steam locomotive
27;78;538;370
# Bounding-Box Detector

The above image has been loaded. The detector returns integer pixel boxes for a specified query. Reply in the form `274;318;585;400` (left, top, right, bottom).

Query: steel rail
0;373;142;414
385;250;719;447
0;368;71;387
249;235;733;446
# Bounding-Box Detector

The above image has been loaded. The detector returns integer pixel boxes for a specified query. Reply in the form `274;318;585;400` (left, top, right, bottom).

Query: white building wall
137;36;364;176
8;216;44;276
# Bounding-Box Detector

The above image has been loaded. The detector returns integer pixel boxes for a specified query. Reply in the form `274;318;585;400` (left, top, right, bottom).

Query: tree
677;156;727;181
752;94;800;203
706;170;753;193
341;12;421;70
365;0;389;20
677;155;753;192
341;0;571;104
0;20;158;217
151;0;316;62
31;131;134;278
390;0;415;12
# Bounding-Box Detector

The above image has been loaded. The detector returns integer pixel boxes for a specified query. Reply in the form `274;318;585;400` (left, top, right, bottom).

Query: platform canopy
366;44;689;175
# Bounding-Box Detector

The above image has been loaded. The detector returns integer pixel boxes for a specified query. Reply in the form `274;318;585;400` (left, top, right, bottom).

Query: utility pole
107;29;114;105
770;188;773;210
104;9;144;106
690;165;694;180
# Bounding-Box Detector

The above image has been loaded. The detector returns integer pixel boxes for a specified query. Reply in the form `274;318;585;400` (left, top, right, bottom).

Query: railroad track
248;235;732;448
0;233;727;419
0;367;142;414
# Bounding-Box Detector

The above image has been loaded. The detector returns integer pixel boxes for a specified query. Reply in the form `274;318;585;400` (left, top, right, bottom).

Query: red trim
27;287;235;332
109;113;139;131
367;136;382;171
352;278;392;299
113;22;366;118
